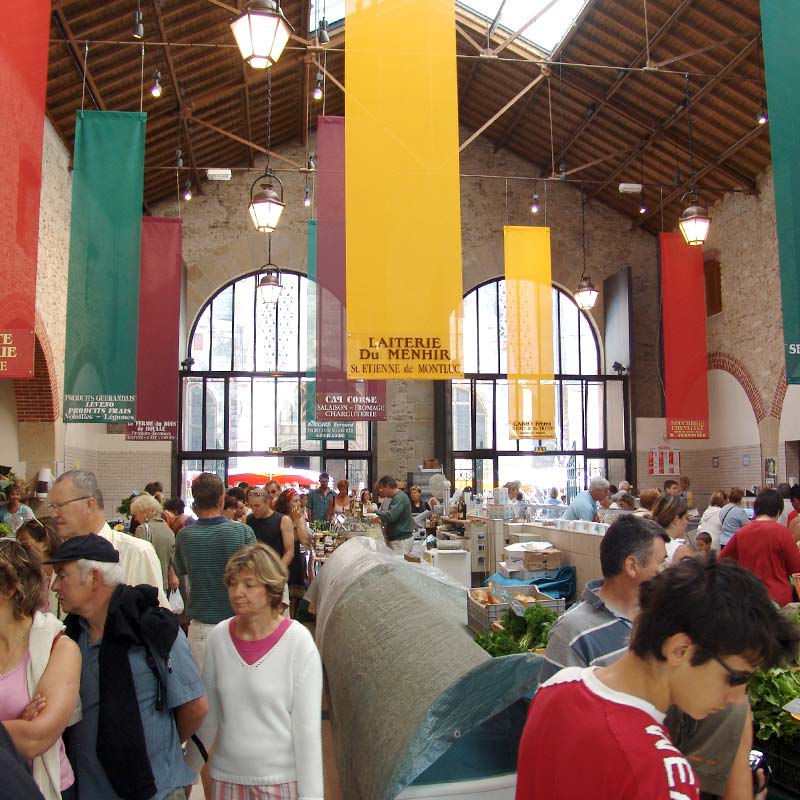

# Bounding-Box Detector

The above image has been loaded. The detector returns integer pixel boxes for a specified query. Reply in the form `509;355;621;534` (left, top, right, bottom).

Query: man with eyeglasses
48;469;168;607
519;551;799;800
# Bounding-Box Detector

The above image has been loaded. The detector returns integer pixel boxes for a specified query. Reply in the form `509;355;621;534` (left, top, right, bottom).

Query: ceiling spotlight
639;194;647;214
231;0;293;69
312;72;324;101
303;186;311;207
150;69;162;98
558;159;567;180
317;18;330;44
757;98;769;125
530;194;540;214
175;149;183;169
183;180;192;202
308;152;316;171
132;8;144;39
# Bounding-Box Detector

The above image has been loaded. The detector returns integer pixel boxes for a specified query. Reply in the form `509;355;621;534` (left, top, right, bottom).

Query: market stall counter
305;537;542;800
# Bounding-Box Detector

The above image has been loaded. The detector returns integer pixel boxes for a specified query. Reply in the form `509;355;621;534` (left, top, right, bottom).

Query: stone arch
707;351;767;423
771;365;787;421
12;322;59;423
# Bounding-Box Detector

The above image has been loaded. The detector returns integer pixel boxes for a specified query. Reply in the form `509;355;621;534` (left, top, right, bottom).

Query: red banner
660;232;709;439
315;116;386;420
0;1;50;377
127;217;183;440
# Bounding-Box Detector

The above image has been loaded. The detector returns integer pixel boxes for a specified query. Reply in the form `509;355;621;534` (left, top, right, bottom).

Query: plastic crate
755;736;800;793
467;585;565;634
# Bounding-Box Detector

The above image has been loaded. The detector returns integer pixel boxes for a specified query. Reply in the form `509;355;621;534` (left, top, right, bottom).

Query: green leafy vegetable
749;668;800;742
474;630;523;657
501;609;527;640
519;604;559;650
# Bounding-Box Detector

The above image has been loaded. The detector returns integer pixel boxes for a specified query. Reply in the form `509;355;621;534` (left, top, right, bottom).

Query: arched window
179;270;371;494
450;279;629;499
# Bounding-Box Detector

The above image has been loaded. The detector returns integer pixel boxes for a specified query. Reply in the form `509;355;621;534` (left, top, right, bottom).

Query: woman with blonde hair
189;543;323;799
0;538;81;800
131;493;176;595
327;478;352;519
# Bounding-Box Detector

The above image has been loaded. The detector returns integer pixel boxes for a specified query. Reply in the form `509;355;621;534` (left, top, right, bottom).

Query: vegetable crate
467;586;565;634
755;736;800;793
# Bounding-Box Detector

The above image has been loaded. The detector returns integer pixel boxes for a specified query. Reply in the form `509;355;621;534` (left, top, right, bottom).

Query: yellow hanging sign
504;226;555;439
344;0;464;379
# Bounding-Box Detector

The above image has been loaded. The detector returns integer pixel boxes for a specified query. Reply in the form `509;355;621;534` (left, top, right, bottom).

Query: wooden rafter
151;0;204;195
52;6;108;111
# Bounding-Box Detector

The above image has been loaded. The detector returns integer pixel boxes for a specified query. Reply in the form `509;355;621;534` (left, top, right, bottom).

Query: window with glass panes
179;271;371;499
450;279;630;502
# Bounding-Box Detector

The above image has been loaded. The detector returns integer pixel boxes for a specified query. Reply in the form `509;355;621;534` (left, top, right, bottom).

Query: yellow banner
504;226;555;439
345;0;463;380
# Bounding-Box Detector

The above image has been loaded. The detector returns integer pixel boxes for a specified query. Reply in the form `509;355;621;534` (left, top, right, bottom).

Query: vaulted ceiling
47;0;769;234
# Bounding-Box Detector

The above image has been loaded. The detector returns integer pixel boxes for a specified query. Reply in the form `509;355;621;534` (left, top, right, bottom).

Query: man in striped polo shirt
174;473;256;670
538;514;754;799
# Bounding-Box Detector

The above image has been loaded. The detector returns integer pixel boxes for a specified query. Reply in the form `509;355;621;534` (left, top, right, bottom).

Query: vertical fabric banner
306;220;356;440
660;232;709;439
505;226;555;439
126;217;182;441
315;116;386;419
345;0;464;379
64;111;146;422
0;1;50;377
761;1;800;383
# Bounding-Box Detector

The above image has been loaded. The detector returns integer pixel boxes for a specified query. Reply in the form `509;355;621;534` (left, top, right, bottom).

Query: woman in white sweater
192;543;323;800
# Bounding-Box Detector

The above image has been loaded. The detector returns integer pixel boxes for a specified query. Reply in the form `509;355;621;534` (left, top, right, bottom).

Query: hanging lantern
258;270;283;304
574;274;599;310
231;0;293;69
248;174;285;233
678;194;711;246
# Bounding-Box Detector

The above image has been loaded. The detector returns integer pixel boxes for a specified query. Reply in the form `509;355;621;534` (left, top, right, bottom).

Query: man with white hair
562;477;610;522
48;534;207;800
48;469;168;607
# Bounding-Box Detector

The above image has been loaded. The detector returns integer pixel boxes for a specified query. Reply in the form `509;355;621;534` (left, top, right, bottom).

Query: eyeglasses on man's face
704;650;754;687
48;496;91;512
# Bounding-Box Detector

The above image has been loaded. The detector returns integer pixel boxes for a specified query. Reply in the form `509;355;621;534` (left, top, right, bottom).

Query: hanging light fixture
638;150;647;214
317;18;330;44
303;185;311;207
574;191;598;311
150;69;162;98
530;193;540;214
677;74;710;246
132;2;144;39
757;97;769;125
183;179;192;202
312;72;324;101
257;234;283;304
248;69;285;232
231;0;293;70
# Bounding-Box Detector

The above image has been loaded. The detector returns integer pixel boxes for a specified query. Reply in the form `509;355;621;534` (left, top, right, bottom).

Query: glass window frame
178;269;373;487
449;279;630;494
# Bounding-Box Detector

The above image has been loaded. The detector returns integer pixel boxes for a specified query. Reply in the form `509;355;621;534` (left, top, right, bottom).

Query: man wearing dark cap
49;535;208;800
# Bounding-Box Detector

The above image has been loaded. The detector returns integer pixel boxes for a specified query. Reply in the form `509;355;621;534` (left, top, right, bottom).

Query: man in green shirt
174;473;256;670
376;475;415;554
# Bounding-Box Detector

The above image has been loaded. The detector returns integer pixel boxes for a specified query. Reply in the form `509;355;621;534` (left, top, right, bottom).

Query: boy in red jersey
516;557;799;800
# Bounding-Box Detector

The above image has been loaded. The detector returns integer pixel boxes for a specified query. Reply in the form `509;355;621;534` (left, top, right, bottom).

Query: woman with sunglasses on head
16;518;63;617
0;538;81;800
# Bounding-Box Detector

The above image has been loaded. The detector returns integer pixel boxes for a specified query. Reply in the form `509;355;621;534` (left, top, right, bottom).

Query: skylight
309;0;589;55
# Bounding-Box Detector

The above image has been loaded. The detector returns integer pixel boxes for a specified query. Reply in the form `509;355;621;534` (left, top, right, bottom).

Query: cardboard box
522;547;563;570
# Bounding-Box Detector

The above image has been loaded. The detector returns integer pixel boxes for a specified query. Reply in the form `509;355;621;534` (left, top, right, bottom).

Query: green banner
762;1;800;383
63;111;146;421
306;220;355;440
